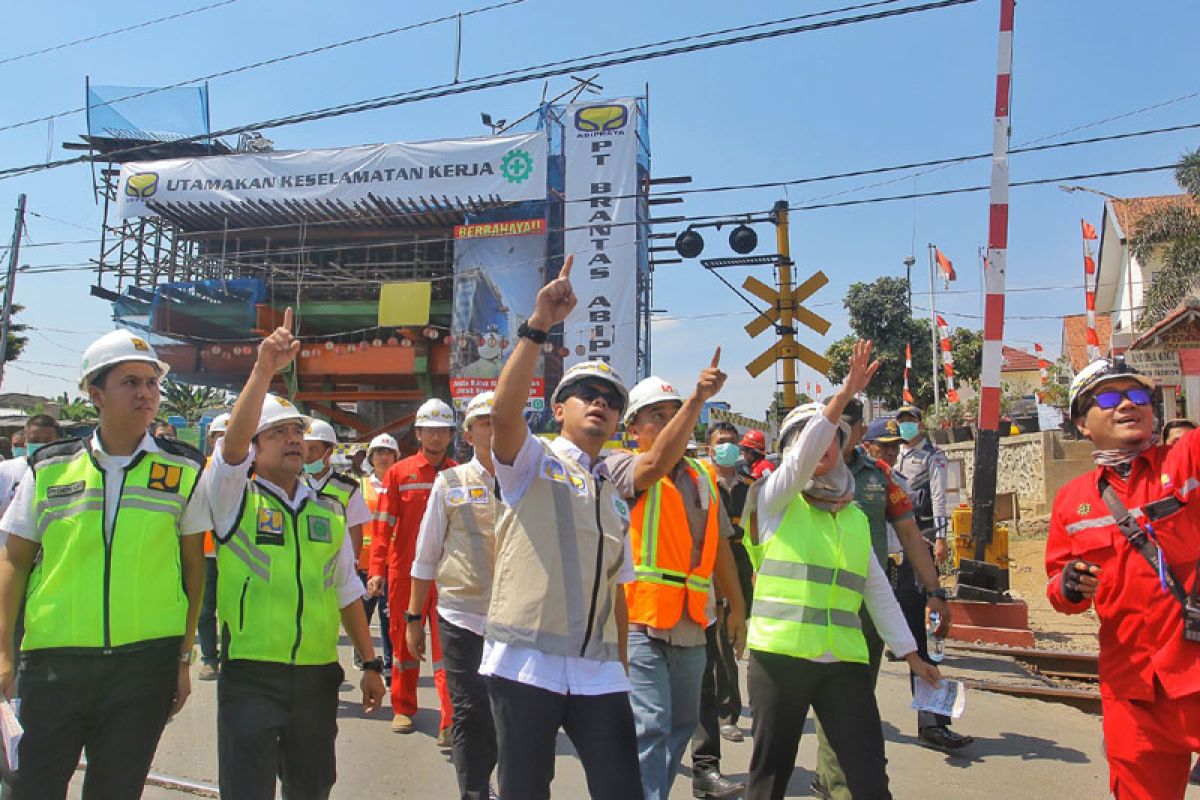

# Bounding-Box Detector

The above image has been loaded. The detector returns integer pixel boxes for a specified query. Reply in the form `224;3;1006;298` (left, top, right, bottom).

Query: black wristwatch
361;657;384;673
517;321;549;345
924;587;948;601
404;611;422;623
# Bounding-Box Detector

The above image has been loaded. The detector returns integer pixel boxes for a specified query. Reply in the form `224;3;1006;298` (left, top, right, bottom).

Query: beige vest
487;437;630;661
437;462;499;617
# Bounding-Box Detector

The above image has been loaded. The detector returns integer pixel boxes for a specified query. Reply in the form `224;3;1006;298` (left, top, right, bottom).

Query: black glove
1061;560;1099;603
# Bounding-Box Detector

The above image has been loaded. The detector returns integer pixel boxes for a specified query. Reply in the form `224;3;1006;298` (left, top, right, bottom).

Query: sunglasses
1090;387;1152;411
564;383;625;412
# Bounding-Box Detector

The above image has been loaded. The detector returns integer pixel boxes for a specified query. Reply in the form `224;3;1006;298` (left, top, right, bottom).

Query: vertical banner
562;99;640;383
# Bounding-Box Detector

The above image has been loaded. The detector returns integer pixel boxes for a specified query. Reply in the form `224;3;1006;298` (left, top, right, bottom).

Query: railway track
944;641;1101;713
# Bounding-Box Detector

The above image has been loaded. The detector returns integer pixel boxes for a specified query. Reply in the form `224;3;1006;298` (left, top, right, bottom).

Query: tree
824;276;983;410
2;304;28;363
161;379;233;424
765;390;813;428
55;393;93;422
1133;147;1200;329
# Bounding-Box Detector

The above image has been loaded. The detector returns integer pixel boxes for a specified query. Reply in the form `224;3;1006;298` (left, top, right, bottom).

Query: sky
1;0;1197;419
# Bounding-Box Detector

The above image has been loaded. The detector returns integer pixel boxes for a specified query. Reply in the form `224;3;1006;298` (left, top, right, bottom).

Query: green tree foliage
55;393;93;422
161;379;233;424
2;304;28;363
765;390;814;427
824;276;983;410
1133;148;1200;329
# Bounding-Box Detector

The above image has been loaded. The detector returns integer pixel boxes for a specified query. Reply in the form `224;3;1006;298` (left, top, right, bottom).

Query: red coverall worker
1047;428;1200;798
370;451;456;729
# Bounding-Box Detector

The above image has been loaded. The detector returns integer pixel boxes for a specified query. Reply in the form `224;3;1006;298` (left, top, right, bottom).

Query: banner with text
116;132;547;219
562;99;640;383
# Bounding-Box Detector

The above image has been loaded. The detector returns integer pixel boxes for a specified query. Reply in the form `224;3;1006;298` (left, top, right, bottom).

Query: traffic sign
743;271;831;338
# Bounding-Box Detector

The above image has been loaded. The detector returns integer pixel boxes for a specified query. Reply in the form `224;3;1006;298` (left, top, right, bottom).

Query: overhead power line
0;0;527;135
0;0;979;181
0;0;243;66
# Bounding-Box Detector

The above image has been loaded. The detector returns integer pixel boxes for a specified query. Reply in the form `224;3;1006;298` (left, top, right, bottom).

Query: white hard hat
415;398;456;428
304;419;338;445
624;376;683;424
208;412;231;435
256;394;311;436
1069;356;1155;419
367;433;400;454
79;329;170;390
552;360;629;409
779;402;850;450
463;391;496;429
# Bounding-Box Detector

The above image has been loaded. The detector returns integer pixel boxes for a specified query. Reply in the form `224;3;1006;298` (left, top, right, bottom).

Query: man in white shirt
408;391;500;800
206;308;385;800
0;414;60;522
302;419;373;558
0;330;209;799
486;256;643;799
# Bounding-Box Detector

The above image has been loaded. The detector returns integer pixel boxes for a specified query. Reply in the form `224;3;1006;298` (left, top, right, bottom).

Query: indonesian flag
903;343;914;403
1081;219;1098;240
935;315;960;403
935;248;956;281
1035;342;1049;385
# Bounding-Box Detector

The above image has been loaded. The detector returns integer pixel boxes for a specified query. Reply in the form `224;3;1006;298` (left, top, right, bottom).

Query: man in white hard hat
1047;356;1200;799
304;419;372;558
0;329;210;798
486;256;642;799
359;433;400;676
408;391;500;799
368;397;457;743
203;308;385;799
197;411;232;680
604;370;747;800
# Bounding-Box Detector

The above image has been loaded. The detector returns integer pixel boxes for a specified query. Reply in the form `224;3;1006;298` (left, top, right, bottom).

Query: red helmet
739;429;767;451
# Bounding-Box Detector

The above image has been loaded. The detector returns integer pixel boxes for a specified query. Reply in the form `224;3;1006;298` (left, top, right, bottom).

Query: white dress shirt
479;432;635;696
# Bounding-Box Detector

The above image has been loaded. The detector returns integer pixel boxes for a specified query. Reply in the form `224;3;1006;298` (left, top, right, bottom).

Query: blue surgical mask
24;443;44;456
713;442;740;467
898;421;920;441
303;459;326;475
10;447;25;458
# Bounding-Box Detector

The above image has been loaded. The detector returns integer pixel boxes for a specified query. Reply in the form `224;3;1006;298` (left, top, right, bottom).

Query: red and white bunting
1082;218;1100;361
903;343;915;403
1034;342;1049;385
936;315;960;403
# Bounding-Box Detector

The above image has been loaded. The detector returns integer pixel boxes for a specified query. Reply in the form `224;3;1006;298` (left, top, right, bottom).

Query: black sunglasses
1090;387;1152;410
564;383;625;412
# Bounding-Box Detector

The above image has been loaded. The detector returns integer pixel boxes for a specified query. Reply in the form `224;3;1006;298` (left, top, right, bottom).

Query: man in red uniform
367;398;457;744
1047;356;1200;800
738;429;775;480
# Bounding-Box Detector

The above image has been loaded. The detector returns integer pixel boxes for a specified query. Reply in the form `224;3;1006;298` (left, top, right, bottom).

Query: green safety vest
217;480;347;665
313;471;357;511
747;493;871;663
24;437;203;652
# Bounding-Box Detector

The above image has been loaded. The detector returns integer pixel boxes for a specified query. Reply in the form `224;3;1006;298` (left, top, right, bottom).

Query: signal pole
774;201;798;410
0;194;26;390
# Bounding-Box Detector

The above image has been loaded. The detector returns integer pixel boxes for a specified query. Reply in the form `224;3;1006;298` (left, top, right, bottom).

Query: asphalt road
64;628;1195;798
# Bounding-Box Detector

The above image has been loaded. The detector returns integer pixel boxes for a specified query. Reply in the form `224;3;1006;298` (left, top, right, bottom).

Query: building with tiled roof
1000;345;1042;394
1059;313;1113;372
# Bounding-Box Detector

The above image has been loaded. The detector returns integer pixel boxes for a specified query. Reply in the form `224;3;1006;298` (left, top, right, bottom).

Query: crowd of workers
0;254;1195;799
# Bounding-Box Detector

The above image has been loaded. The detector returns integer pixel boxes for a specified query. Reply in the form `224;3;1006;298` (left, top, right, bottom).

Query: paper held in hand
0;698;22;771
911;678;966;719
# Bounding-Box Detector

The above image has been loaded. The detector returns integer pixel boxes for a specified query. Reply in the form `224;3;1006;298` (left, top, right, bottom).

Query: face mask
303;459;326;475
10;447;25;458
898;421;920;441
24;443;44;456
713;442;740;467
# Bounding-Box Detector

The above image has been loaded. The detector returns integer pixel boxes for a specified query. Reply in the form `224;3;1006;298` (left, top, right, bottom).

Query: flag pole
927;243;942;417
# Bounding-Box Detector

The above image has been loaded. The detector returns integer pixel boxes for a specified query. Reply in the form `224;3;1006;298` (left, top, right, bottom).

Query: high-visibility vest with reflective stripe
24;437;202;651
746;493;871;663
625;457;720;629
358;474;386;572
217;481;347;665
436;463;498;617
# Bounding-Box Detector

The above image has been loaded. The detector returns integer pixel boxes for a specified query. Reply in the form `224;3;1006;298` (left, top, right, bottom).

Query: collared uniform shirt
2;432;211;544
480;433;635;696
307;470;373;529
411;456;497;636
897;437;948;531
371;452;457;580
847;447;915;568
757;416;917;660
204;439;364;609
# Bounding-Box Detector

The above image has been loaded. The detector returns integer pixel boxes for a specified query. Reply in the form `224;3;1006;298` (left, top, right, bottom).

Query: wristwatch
179;648;197;665
924;587;948;601
361;657;385;673
404;611;422;623
517;321;549;345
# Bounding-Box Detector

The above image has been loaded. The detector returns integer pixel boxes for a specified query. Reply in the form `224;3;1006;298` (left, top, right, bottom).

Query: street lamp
903;255;916;317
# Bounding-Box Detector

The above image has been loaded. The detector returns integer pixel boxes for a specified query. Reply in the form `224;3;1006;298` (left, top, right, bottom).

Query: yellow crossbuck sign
743;270;832;377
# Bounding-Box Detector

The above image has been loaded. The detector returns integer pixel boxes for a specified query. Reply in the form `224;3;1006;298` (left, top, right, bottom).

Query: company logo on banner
562;99;640;382
116;132;547;219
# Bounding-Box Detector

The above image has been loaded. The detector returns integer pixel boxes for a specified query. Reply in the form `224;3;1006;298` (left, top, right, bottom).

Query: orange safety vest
203;456;216;555
359;474;386;572
625;457;720;629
